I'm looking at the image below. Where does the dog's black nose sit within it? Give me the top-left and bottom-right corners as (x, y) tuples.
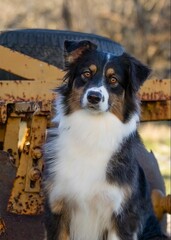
(87, 91), (102, 104)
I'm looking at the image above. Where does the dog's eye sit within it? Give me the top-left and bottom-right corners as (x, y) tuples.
(109, 76), (118, 86)
(82, 70), (92, 79)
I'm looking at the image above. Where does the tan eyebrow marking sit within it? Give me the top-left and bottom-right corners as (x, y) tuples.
(89, 64), (97, 74)
(106, 68), (115, 76)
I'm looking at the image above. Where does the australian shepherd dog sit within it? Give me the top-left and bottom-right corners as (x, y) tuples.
(43, 40), (167, 240)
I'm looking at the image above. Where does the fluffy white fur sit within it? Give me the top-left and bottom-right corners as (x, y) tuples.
(107, 233), (120, 240)
(48, 96), (139, 240)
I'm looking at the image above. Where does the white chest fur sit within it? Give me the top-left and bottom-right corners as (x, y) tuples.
(48, 110), (138, 239)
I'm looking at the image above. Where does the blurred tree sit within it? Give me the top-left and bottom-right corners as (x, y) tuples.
(0, 0), (170, 78)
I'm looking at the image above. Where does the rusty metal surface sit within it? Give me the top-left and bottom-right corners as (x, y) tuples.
(3, 117), (21, 166)
(0, 80), (56, 108)
(139, 79), (171, 101)
(141, 100), (171, 121)
(151, 189), (171, 221)
(24, 116), (47, 194)
(0, 45), (63, 82)
(0, 104), (7, 123)
(0, 125), (5, 145)
(7, 115), (47, 215)
(0, 46), (60, 113)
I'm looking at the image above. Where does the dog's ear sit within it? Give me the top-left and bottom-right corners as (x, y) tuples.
(125, 54), (151, 92)
(64, 40), (97, 64)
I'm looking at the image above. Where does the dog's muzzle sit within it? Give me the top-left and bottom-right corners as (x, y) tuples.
(82, 87), (109, 113)
(87, 91), (103, 104)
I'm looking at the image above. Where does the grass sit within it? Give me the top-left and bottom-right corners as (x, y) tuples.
(139, 122), (171, 195)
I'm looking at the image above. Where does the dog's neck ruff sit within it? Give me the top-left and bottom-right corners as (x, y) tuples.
(58, 109), (139, 150)
(51, 97), (139, 190)
(52, 96), (140, 179)
(49, 96), (139, 240)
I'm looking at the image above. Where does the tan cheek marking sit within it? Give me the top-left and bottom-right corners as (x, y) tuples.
(106, 68), (115, 77)
(89, 64), (97, 74)
(68, 88), (84, 112)
(109, 92), (125, 122)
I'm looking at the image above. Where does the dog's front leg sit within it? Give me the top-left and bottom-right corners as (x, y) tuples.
(45, 200), (70, 240)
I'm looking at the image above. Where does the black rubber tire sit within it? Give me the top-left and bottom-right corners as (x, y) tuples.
(0, 29), (124, 70)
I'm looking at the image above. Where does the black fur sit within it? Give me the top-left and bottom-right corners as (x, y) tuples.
(107, 133), (167, 239)
(44, 201), (62, 240)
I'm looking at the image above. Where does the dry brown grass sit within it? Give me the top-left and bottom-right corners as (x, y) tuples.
(139, 122), (170, 194)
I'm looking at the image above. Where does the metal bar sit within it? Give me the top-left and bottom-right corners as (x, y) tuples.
(141, 100), (171, 121)
(0, 46), (63, 81)
(138, 79), (171, 101)
(3, 117), (21, 166)
(25, 115), (47, 193)
(7, 115), (47, 215)
(0, 126), (5, 145)
(0, 79), (170, 103)
(0, 104), (7, 123)
(0, 80), (57, 104)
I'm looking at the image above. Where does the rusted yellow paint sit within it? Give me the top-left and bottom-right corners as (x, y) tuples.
(151, 189), (171, 220)
(0, 45), (64, 81)
(0, 80), (57, 104)
(0, 104), (7, 123)
(0, 125), (5, 143)
(7, 115), (47, 215)
(25, 115), (47, 193)
(139, 79), (171, 101)
(141, 100), (171, 121)
(3, 116), (21, 166)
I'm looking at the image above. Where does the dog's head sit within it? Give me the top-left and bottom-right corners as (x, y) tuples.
(57, 40), (150, 122)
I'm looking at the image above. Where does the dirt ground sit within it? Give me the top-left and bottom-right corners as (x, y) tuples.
(0, 214), (44, 240)
(0, 151), (44, 240)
